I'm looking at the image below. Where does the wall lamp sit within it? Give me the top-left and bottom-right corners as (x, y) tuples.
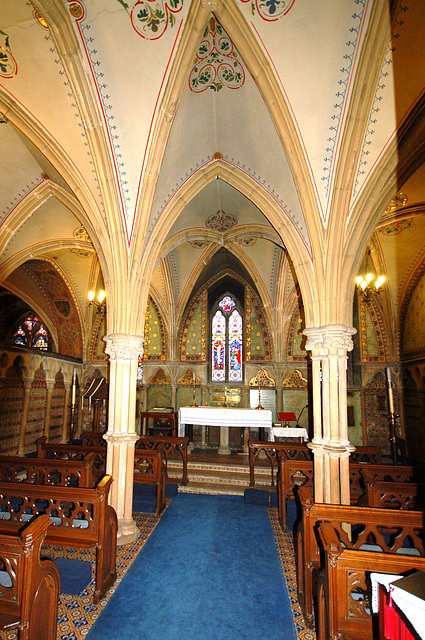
(88, 289), (106, 311)
(355, 250), (386, 301)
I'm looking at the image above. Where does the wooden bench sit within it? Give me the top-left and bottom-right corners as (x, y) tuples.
(276, 456), (424, 530)
(0, 453), (97, 488)
(136, 435), (189, 486)
(133, 448), (167, 516)
(295, 485), (425, 630)
(316, 519), (425, 640)
(0, 474), (117, 603)
(36, 437), (167, 516)
(0, 514), (60, 640)
(248, 441), (383, 489)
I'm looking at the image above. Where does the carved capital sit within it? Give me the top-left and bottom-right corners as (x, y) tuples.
(304, 324), (356, 354)
(104, 333), (144, 361)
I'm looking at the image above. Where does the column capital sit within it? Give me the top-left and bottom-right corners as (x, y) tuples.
(304, 324), (356, 354)
(104, 333), (144, 360)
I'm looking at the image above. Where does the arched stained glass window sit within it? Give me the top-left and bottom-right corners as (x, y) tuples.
(211, 295), (243, 382)
(12, 313), (49, 351)
(228, 310), (242, 382)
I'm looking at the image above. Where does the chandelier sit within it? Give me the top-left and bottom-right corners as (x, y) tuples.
(356, 249), (385, 299)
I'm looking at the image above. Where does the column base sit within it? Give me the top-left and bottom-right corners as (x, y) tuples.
(117, 518), (140, 546)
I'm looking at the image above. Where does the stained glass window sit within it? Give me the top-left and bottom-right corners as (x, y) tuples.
(211, 295), (243, 382)
(12, 314), (49, 350)
(228, 310), (242, 382)
(137, 354), (144, 384)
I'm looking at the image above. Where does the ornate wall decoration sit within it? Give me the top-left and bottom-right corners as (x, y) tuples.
(359, 298), (386, 362)
(144, 296), (168, 361)
(127, 0), (183, 40)
(0, 361), (24, 455)
(0, 30), (17, 78)
(189, 17), (245, 92)
(23, 260), (83, 359)
(286, 306), (307, 362)
(180, 290), (207, 361)
(149, 368), (170, 384)
(402, 269), (425, 359)
(26, 367), (47, 452)
(249, 369), (275, 387)
(364, 369), (400, 453)
(239, 0), (295, 21)
(49, 371), (65, 443)
(178, 369), (198, 386)
(245, 288), (272, 361)
(205, 210), (237, 233)
(282, 369), (307, 388)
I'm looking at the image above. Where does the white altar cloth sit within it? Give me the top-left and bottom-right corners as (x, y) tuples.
(271, 427), (308, 442)
(178, 406), (273, 439)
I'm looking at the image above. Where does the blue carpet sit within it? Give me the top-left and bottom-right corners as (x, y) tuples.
(54, 557), (92, 595)
(87, 493), (296, 640)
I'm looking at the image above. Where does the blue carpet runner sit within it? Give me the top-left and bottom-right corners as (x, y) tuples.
(87, 493), (297, 640)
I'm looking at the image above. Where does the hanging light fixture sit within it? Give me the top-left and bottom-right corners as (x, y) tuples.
(356, 249), (386, 300)
(88, 289), (106, 311)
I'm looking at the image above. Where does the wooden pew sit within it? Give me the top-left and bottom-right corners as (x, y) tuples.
(295, 485), (425, 629)
(276, 455), (424, 530)
(248, 440), (383, 489)
(133, 448), (167, 516)
(36, 437), (167, 515)
(0, 475), (117, 603)
(316, 519), (425, 640)
(135, 435), (190, 486)
(0, 514), (60, 640)
(0, 453), (97, 487)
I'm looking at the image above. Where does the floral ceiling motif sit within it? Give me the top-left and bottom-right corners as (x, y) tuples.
(189, 17), (245, 92)
(118, 0), (183, 40)
(0, 30), (17, 78)
(205, 210), (238, 233)
(239, 0), (295, 21)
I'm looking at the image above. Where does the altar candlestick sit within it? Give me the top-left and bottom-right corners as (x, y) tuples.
(71, 368), (76, 406)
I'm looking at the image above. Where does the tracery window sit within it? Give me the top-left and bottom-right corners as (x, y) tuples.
(211, 295), (243, 382)
(12, 313), (49, 350)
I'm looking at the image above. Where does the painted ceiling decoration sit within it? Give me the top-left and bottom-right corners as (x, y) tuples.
(0, 30), (17, 78)
(205, 210), (238, 232)
(189, 16), (245, 92)
(118, 0), (183, 40)
(239, 0), (296, 21)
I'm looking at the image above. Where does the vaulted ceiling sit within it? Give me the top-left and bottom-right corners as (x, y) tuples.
(0, 0), (424, 356)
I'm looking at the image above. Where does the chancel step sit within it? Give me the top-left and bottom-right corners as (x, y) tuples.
(167, 459), (274, 495)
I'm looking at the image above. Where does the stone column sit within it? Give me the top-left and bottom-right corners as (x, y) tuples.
(104, 333), (144, 545)
(304, 324), (356, 505)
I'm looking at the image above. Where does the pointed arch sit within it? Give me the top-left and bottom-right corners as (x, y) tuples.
(134, 159), (317, 335)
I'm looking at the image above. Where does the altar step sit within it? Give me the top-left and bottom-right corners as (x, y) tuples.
(167, 459), (275, 496)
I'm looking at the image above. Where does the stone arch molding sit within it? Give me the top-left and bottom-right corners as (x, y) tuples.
(137, 160), (316, 327)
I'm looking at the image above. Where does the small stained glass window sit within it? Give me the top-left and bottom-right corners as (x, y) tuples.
(13, 313), (49, 351)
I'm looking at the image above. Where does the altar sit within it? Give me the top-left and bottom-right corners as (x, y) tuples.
(178, 406), (273, 454)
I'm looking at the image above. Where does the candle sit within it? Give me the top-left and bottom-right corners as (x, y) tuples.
(257, 372), (261, 387)
(193, 371), (196, 385)
(386, 367), (394, 414)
